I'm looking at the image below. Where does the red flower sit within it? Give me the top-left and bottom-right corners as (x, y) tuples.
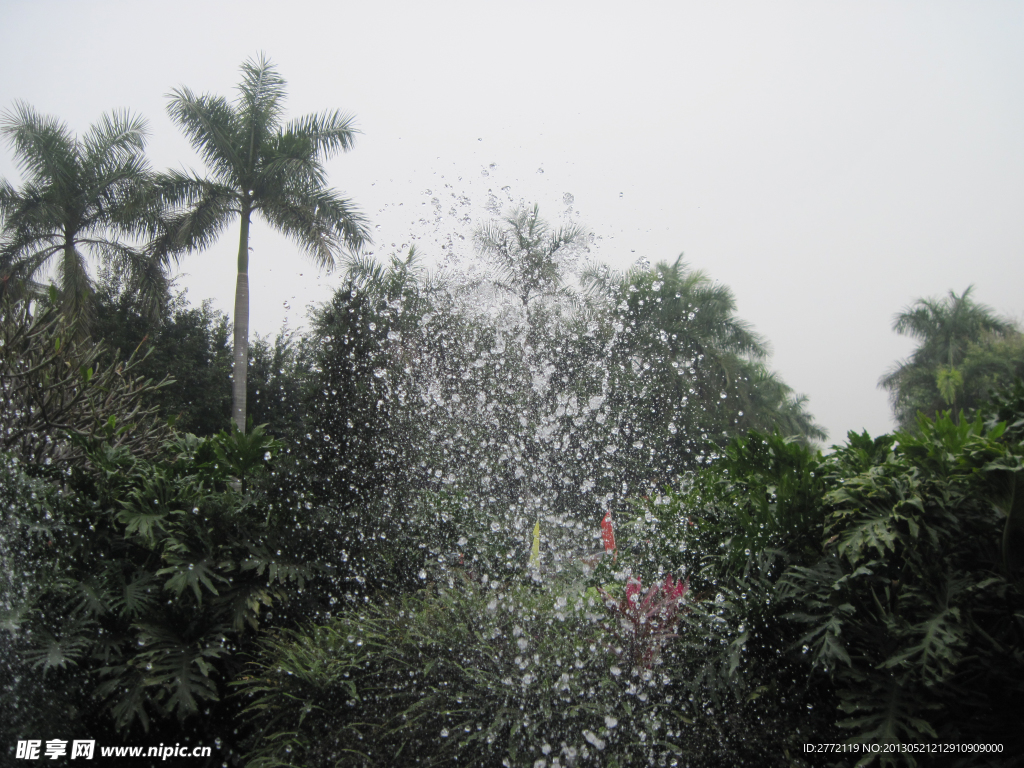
(598, 574), (691, 669)
(662, 574), (688, 601)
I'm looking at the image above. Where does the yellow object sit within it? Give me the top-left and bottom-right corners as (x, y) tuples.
(529, 517), (541, 568)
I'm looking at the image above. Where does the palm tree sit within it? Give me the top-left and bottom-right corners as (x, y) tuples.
(0, 102), (159, 319)
(880, 286), (1016, 429)
(475, 204), (586, 308)
(158, 54), (370, 432)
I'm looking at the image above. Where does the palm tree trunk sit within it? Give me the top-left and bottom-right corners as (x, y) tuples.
(232, 209), (252, 433)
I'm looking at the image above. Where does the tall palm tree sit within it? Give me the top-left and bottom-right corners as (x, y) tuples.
(158, 54), (370, 432)
(0, 102), (159, 319)
(880, 286), (1015, 429)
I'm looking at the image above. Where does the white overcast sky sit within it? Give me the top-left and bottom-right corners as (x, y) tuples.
(2, 1), (1022, 443)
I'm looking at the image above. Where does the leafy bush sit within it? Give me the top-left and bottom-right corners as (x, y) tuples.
(603, 409), (1024, 765)
(780, 413), (1024, 762)
(1, 422), (329, 764)
(239, 576), (718, 768)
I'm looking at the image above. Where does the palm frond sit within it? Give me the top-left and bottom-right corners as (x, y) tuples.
(83, 237), (169, 317)
(0, 243), (61, 300)
(89, 161), (158, 236)
(0, 101), (78, 187)
(236, 53), (287, 162)
(284, 109), (360, 160)
(81, 109), (149, 168)
(344, 252), (389, 285)
(259, 140), (327, 188)
(1, 181), (69, 236)
(578, 261), (621, 298)
(260, 185), (370, 270)
(0, 177), (18, 217)
(166, 88), (243, 185)
(56, 244), (94, 317)
(151, 171), (237, 257)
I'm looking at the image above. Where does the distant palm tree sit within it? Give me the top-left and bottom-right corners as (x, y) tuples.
(158, 54), (370, 432)
(0, 102), (159, 319)
(476, 204), (586, 308)
(880, 286), (1015, 429)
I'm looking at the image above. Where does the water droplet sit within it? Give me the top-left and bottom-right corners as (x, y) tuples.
(583, 730), (606, 750)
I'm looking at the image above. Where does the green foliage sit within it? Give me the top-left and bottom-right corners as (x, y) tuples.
(91, 268), (234, 435)
(617, 431), (827, 583)
(246, 330), (306, 439)
(0, 296), (171, 468)
(607, 408), (1024, 765)
(239, 579), (716, 768)
(11, 70), (1023, 764)
(587, 257), (825, 486)
(0, 454), (91, 745)
(777, 411), (1024, 763)
(297, 275), (407, 508)
(612, 433), (843, 763)
(2, 422), (320, 751)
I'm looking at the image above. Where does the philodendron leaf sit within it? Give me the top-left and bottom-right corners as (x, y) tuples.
(993, 471), (1024, 586)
